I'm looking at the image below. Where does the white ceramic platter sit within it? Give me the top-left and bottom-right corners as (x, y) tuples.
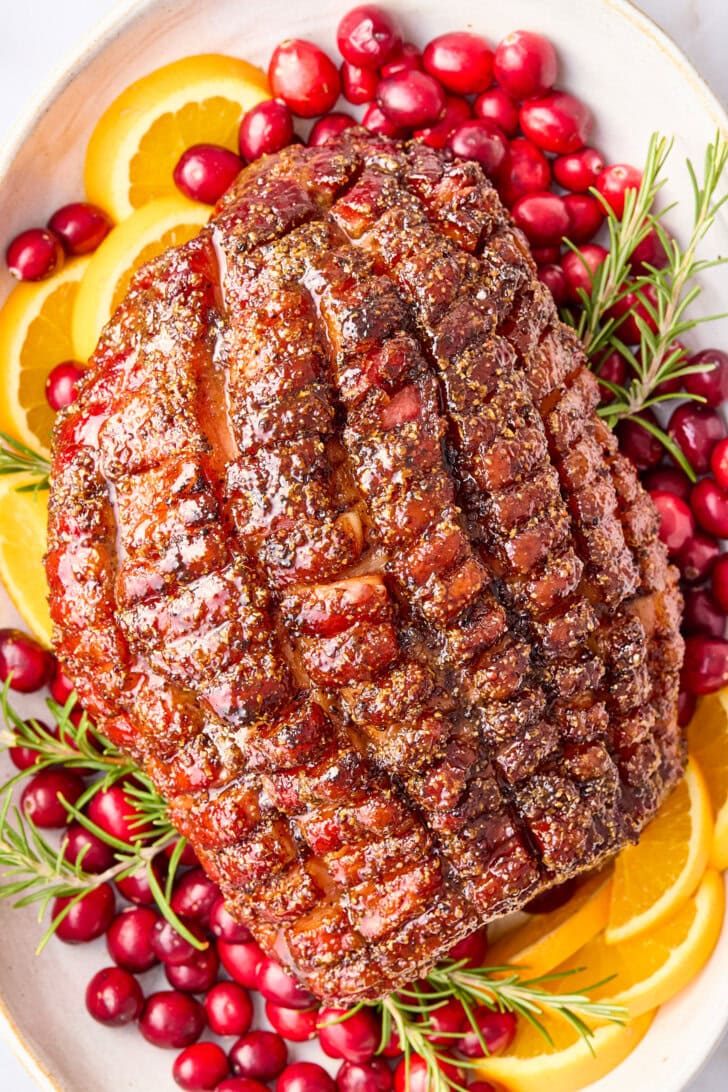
(1, 0), (728, 1089)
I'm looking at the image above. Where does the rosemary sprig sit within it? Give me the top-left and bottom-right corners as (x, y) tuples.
(0, 431), (50, 493)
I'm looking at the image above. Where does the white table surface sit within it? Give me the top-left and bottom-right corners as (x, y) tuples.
(1, 1), (727, 1090)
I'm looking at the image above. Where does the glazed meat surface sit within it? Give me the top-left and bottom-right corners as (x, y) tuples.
(46, 131), (684, 1003)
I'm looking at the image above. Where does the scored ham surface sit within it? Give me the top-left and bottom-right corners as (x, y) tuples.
(46, 130), (684, 1003)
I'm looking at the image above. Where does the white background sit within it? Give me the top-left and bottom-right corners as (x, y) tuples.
(0, 1), (727, 1090)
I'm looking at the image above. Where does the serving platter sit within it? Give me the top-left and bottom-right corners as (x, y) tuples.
(1, 0), (728, 1089)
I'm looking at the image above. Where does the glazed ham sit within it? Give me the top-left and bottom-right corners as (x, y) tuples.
(46, 131), (684, 1003)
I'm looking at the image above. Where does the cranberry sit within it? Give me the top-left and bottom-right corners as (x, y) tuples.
(447, 120), (508, 176)
(164, 839), (200, 868)
(278, 1062), (337, 1092)
(678, 532), (720, 584)
(650, 490), (695, 555)
(318, 1007), (380, 1063)
(553, 147), (605, 192)
(173, 1042), (230, 1091)
(340, 62), (378, 104)
(494, 30), (557, 100)
(170, 867), (219, 924)
(608, 283), (659, 344)
(691, 478), (728, 537)
(469, 1085), (499, 1092)
(257, 957), (317, 1010)
(238, 101), (294, 163)
(596, 163), (642, 218)
(520, 92), (591, 154)
(498, 137), (551, 207)
(49, 660), (75, 705)
(561, 244), (608, 303)
(217, 939), (265, 987)
(381, 42), (422, 78)
(380, 1026), (403, 1058)
(107, 906), (160, 972)
(166, 945), (220, 993)
(205, 981), (253, 1037)
(422, 997), (465, 1044)
(63, 822), (116, 873)
(218, 1082), (270, 1092)
(713, 554), (728, 612)
(6, 228), (64, 281)
(447, 925), (488, 966)
(209, 897), (251, 943)
(533, 247), (562, 268)
(524, 877), (578, 913)
(116, 858), (167, 905)
(45, 360), (85, 411)
(598, 348), (628, 387)
(678, 689), (697, 727)
(0, 629), (52, 692)
(269, 40), (340, 117)
(563, 193), (604, 244)
(230, 1030), (288, 1080)
(422, 32), (494, 95)
(617, 412), (663, 471)
(140, 991), (206, 1049)
(309, 113), (356, 146)
(668, 403), (725, 474)
(642, 466), (691, 501)
(173, 144), (242, 205)
(393, 1055), (463, 1092)
(9, 723), (45, 772)
(53, 882), (115, 943)
(21, 768), (84, 828)
(414, 95), (471, 150)
(682, 636), (728, 694)
(377, 71), (446, 128)
(683, 587), (725, 638)
(630, 225), (670, 273)
(86, 966), (144, 1026)
(47, 202), (112, 255)
(685, 348), (728, 407)
(511, 191), (569, 247)
(361, 103), (404, 138)
(151, 918), (207, 965)
(537, 263), (567, 305)
(473, 88), (518, 136)
(336, 6), (401, 68)
(458, 1009), (518, 1057)
(266, 1000), (319, 1042)
(336, 1060), (393, 1092)
(87, 783), (151, 845)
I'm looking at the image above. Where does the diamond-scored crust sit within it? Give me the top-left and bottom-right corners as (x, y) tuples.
(45, 131), (684, 1004)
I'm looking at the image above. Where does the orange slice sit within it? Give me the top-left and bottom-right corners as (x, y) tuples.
(0, 257), (90, 457)
(487, 868), (612, 977)
(72, 195), (210, 362)
(0, 477), (51, 645)
(606, 760), (713, 944)
(84, 53), (269, 222)
(555, 870), (724, 1019)
(688, 690), (728, 871)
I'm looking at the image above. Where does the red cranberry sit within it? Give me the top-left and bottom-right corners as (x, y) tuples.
(151, 918), (207, 965)
(685, 348), (728, 407)
(266, 1000), (319, 1042)
(712, 554), (728, 612)
(87, 783), (151, 845)
(6, 228), (64, 281)
(668, 403), (725, 474)
(393, 1055), (463, 1092)
(469, 1085), (499, 1092)
(230, 1030), (288, 1080)
(532, 246), (562, 266)
(173, 1042), (229, 1091)
(714, 442), (728, 494)
(269, 40), (340, 118)
(170, 867), (219, 924)
(617, 412), (663, 471)
(682, 636), (728, 694)
(164, 839), (199, 868)
(0, 629), (52, 692)
(642, 466), (692, 501)
(678, 532), (721, 584)
(537, 263), (567, 305)
(596, 163), (642, 218)
(494, 30), (557, 99)
(520, 92), (591, 154)
(524, 877), (578, 913)
(140, 991), (206, 1049)
(218, 1082), (270, 1092)
(209, 897), (251, 943)
(563, 193), (604, 244)
(86, 966), (144, 1026)
(45, 360), (85, 411)
(166, 945), (220, 993)
(381, 42), (422, 78)
(64, 822), (116, 873)
(414, 95), (471, 150)
(498, 137), (550, 206)
(422, 32), (494, 95)
(309, 113), (356, 146)
(53, 883), (115, 943)
(630, 225), (670, 273)
(458, 1009), (517, 1057)
(336, 1060), (393, 1092)
(9, 722), (46, 772)
(473, 88), (518, 136)
(598, 348), (628, 387)
(116, 857), (167, 905)
(380, 1026), (402, 1058)
(49, 660), (76, 705)
(361, 103), (405, 138)
(257, 957), (318, 1010)
(511, 191), (569, 247)
(678, 689), (697, 727)
(217, 939), (265, 987)
(47, 202), (112, 255)
(278, 1062), (337, 1092)
(682, 587), (725, 638)
(21, 768), (84, 828)
(107, 906), (160, 972)
(239, 100), (294, 163)
(650, 490), (695, 555)
(336, 6), (401, 68)
(561, 244), (608, 303)
(447, 120), (508, 176)
(691, 478), (728, 537)
(173, 144), (242, 205)
(447, 925), (488, 966)
(422, 997), (465, 1044)
(318, 1007), (380, 1063)
(608, 283), (659, 344)
(340, 62), (378, 104)
(205, 981), (253, 1037)
(377, 71), (446, 128)
(553, 147), (605, 192)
